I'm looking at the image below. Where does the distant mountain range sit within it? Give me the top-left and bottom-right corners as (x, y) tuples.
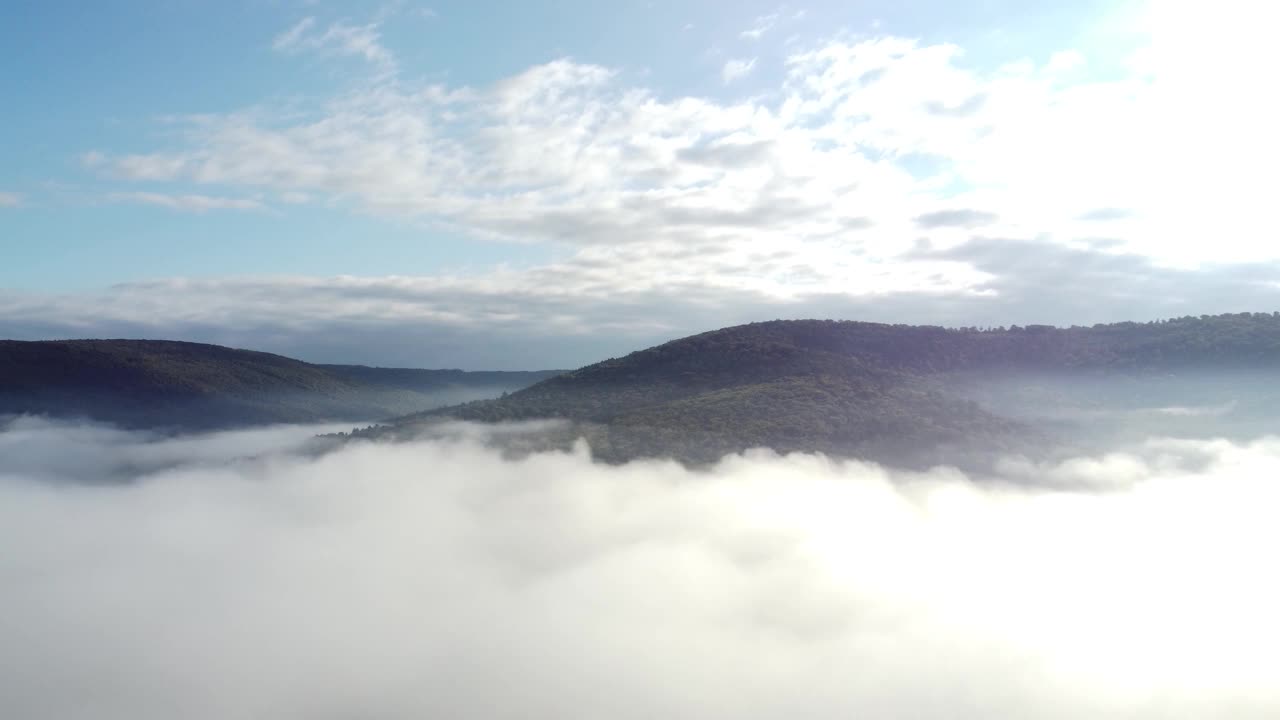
(0, 339), (561, 430)
(364, 312), (1280, 467)
(7, 313), (1279, 466)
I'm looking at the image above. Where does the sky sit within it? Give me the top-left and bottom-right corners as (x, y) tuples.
(2, 0), (1279, 369)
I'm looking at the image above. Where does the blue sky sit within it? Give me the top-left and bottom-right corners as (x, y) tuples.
(2, 0), (1118, 289)
(2, 1), (1278, 367)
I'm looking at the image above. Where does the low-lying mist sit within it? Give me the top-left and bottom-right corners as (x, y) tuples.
(952, 369), (1280, 449)
(1, 417), (1277, 719)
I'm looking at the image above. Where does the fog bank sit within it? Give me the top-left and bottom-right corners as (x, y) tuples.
(1, 419), (1278, 719)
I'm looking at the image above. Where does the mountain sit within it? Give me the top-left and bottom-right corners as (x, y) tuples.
(364, 313), (1280, 467)
(0, 339), (561, 430)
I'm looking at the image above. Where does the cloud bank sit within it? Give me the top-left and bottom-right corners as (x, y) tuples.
(5, 236), (1279, 369)
(81, 3), (1279, 269)
(8, 2), (1269, 367)
(2, 418), (1278, 719)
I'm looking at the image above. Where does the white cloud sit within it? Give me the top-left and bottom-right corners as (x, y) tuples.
(1, 418), (1279, 718)
(81, 31), (1173, 270)
(70, 2), (1280, 350)
(271, 16), (317, 51)
(740, 10), (781, 40)
(721, 57), (757, 83)
(2, 236), (1278, 369)
(0, 191), (22, 207)
(1046, 49), (1086, 73)
(272, 16), (395, 75)
(1134, 0), (1280, 264)
(109, 191), (265, 213)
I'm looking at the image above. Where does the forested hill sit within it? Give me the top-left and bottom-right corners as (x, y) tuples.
(0, 339), (560, 430)
(593, 312), (1280, 376)
(372, 313), (1280, 465)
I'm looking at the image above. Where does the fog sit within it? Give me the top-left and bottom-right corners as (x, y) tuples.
(2, 419), (1278, 719)
(950, 370), (1280, 455)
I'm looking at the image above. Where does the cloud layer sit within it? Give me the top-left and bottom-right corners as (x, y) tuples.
(88, 34), (1130, 258)
(5, 236), (1278, 368)
(8, 2), (1278, 367)
(2, 417), (1278, 719)
(84, 6), (1278, 268)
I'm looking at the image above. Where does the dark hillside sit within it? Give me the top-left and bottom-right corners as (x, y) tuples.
(0, 339), (559, 430)
(370, 313), (1280, 466)
(635, 313), (1280, 373)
